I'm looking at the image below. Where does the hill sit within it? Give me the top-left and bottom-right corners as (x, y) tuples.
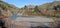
(18, 1), (60, 18)
(38, 1), (60, 18)
(0, 0), (19, 17)
(0, 0), (60, 18)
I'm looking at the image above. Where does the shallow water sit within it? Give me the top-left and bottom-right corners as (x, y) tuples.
(11, 14), (54, 22)
(9, 14), (56, 28)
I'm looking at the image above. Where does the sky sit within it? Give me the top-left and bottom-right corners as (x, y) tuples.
(2, 0), (54, 8)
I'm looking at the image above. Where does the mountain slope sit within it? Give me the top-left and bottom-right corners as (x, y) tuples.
(0, 1), (19, 17)
(18, 1), (60, 18)
(38, 1), (60, 18)
(0, 0), (60, 18)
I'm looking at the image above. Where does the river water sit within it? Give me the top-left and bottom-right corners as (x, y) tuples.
(11, 14), (54, 22)
(8, 14), (56, 28)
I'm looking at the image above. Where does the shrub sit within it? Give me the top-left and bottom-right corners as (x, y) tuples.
(0, 4), (7, 10)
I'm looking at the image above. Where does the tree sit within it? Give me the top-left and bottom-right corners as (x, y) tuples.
(0, 10), (2, 14)
(24, 5), (27, 9)
(0, 4), (7, 10)
(53, 6), (58, 11)
(34, 6), (40, 13)
(53, 5), (60, 18)
(33, 6), (41, 15)
(57, 5), (60, 9)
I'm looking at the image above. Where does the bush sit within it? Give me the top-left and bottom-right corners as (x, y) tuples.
(0, 10), (1, 12)
(57, 5), (60, 8)
(0, 4), (7, 10)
